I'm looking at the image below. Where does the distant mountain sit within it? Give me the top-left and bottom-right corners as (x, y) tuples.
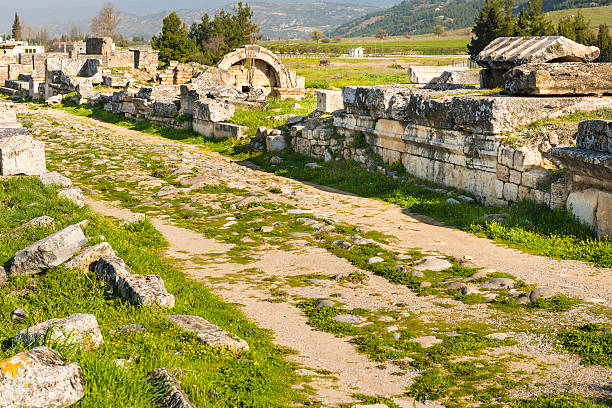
(331, 0), (612, 38)
(14, 2), (380, 40)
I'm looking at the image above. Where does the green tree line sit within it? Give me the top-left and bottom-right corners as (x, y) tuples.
(152, 2), (260, 66)
(469, 0), (612, 60)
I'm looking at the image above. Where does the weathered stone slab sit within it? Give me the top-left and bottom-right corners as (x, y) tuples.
(266, 134), (287, 152)
(16, 216), (55, 231)
(65, 242), (116, 271)
(476, 36), (600, 69)
(0, 128), (46, 176)
(505, 63), (612, 96)
(14, 313), (103, 350)
(10, 223), (87, 276)
(166, 315), (249, 352)
(0, 347), (85, 408)
(317, 90), (343, 113)
(117, 274), (176, 308)
(193, 99), (235, 122)
(408, 66), (465, 84)
(147, 368), (195, 408)
(576, 120), (612, 153)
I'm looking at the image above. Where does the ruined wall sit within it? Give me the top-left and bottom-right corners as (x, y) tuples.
(290, 85), (612, 208)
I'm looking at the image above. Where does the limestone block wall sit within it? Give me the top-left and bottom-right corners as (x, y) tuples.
(291, 85), (612, 208)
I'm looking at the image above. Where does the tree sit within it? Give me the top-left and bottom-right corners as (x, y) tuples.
(468, 0), (516, 58)
(90, 2), (122, 39)
(595, 24), (612, 62)
(433, 25), (445, 36)
(524, 0), (553, 36)
(188, 2), (260, 65)
(69, 26), (84, 42)
(375, 29), (388, 40)
(12, 13), (22, 40)
(311, 30), (324, 43)
(152, 12), (197, 64)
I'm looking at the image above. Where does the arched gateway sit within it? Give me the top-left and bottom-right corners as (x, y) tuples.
(216, 45), (305, 99)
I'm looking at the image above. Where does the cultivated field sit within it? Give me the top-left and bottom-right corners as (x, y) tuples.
(261, 30), (472, 56)
(546, 5), (612, 30)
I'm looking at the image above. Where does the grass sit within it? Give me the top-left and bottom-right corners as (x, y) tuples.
(261, 32), (471, 56)
(559, 323), (612, 367)
(0, 177), (309, 407)
(282, 57), (470, 88)
(546, 5), (612, 32)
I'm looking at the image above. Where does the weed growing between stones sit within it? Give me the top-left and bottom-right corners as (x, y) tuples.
(0, 177), (310, 407)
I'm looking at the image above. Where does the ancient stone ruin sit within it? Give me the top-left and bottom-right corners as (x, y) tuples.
(285, 36), (612, 238)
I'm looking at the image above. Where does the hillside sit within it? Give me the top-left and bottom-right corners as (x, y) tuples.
(331, 0), (612, 38)
(545, 4), (612, 28)
(26, 2), (380, 40)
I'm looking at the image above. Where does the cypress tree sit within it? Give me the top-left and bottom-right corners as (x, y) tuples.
(12, 13), (22, 41)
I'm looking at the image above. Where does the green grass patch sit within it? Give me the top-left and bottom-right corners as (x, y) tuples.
(559, 323), (612, 367)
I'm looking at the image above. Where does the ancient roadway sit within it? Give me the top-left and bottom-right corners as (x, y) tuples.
(18, 104), (612, 406)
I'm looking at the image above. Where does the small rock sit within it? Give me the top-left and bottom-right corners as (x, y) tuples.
(561, 285), (580, 291)
(332, 314), (366, 324)
(413, 257), (452, 271)
(582, 298), (605, 304)
(409, 335), (442, 348)
(411, 270), (424, 278)
(516, 294), (531, 304)
(386, 325), (399, 332)
(463, 255), (473, 260)
(39, 171), (72, 187)
(305, 162), (322, 169)
(529, 288), (555, 302)
(446, 282), (466, 291)
(483, 213), (508, 224)
(366, 256), (384, 264)
(420, 281), (432, 288)
(15, 216), (55, 232)
(481, 278), (515, 290)
(316, 299), (335, 308)
(458, 195), (474, 203)
(230, 196), (263, 209)
(12, 307), (27, 321)
(120, 324), (145, 335)
(446, 198), (460, 205)
(120, 213), (145, 226)
(486, 332), (511, 340)
(58, 187), (85, 207)
(467, 269), (493, 280)
(392, 332), (401, 340)
(0, 347), (85, 407)
(0, 266), (7, 287)
(461, 286), (480, 295)
(260, 226), (274, 233)
(270, 156), (283, 164)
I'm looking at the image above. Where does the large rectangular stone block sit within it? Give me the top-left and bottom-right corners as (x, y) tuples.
(505, 63), (612, 96)
(576, 119), (612, 153)
(317, 90), (343, 113)
(0, 128), (46, 176)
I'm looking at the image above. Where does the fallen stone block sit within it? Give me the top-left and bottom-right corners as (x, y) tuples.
(167, 315), (249, 352)
(147, 367), (195, 408)
(0, 128), (47, 176)
(266, 134), (287, 152)
(316, 90), (343, 113)
(65, 242), (116, 271)
(14, 313), (103, 350)
(116, 274), (175, 308)
(0, 266), (7, 287)
(39, 171), (72, 187)
(58, 186), (85, 207)
(476, 36), (600, 69)
(0, 347), (85, 408)
(45, 95), (63, 105)
(16, 215), (55, 231)
(576, 119), (612, 153)
(504, 63), (612, 96)
(10, 223), (88, 276)
(230, 195), (263, 209)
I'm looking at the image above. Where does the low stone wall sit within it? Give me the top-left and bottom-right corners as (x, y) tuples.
(290, 85), (612, 209)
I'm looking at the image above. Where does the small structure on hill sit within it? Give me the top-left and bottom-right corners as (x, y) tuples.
(349, 47), (365, 58)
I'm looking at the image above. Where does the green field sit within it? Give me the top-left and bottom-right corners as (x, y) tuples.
(546, 5), (612, 29)
(282, 57), (470, 88)
(261, 31), (472, 56)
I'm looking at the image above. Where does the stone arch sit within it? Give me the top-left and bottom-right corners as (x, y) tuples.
(216, 45), (293, 90)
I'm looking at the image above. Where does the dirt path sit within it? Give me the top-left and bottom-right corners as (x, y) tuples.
(18, 105), (612, 406)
